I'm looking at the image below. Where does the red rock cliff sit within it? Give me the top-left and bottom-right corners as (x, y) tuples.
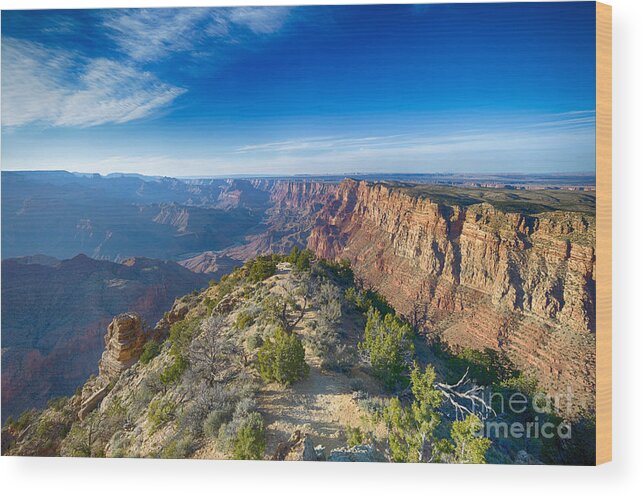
(305, 179), (596, 410)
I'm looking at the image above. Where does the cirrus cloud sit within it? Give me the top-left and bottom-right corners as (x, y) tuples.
(1, 38), (186, 127)
(102, 7), (291, 62)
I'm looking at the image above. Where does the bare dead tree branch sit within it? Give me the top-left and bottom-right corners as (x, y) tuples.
(435, 369), (496, 421)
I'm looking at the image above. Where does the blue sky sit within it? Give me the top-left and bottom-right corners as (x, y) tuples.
(1, 3), (596, 176)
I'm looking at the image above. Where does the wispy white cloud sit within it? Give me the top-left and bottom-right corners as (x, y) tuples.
(3, 121), (594, 176)
(236, 134), (412, 153)
(102, 9), (211, 63)
(235, 111), (595, 158)
(229, 7), (290, 35)
(227, 113), (595, 174)
(2, 8), (291, 129)
(102, 7), (291, 62)
(1, 38), (185, 127)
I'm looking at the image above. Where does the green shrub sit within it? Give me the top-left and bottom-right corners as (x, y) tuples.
(35, 416), (55, 438)
(235, 311), (255, 330)
(500, 372), (538, 396)
(168, 318), (200, 358)
(318, 258), (353, 285)
(232, 412), (265, 460)
(359, 308), (415, 391)
(437, 415), (491, 464)
(247, 256), (277, 283)
(245, 332), (264, 351)
(383, 365), (443, 462)
(293, 249), (314, 273)
(446, 347), (513, 385)
(61, 423), (92, 457)
(286, 246), (301, 263)
(147, 399), (176, 431)
(346, 426), (365, 447)
(160, 434), (194, 459)
(139, 340), (162, 364)
(257, 327), (309, 385)
(345, 287), (395, 316)
(11, 409), (37, 432)
(203, 409), (232, 439)
(160, 356), (188, 388)
(47, 396), (68, 411)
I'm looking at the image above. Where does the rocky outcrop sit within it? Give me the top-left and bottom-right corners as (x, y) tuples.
(78, 313), (147, 420)
(98, 313), (147, 380)
(270, 180), (339, 214)
(272, 430), (317, 461)
(289, 179), (595, 411)
(154, 299), (191, 337)
(220, 181), (339, 261)
(329, 444), (386, 462)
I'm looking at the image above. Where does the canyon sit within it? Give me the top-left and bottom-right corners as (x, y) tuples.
(265, 179), (597, 411)
(1, 172), (597, 418)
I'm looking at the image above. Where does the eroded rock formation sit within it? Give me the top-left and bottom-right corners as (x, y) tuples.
(78, 313), (147, 420)
(98, 313), (147, 380)
(279, 179), (596, 410)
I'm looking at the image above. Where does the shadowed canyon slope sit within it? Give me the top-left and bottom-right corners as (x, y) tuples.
(1, 255), (210, 420)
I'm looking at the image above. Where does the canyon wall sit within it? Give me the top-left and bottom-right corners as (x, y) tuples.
(296, 179), (595, 410)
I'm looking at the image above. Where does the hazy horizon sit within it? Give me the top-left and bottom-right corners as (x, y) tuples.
(2, 4), (596, 176)
(1, 168), (597, 179)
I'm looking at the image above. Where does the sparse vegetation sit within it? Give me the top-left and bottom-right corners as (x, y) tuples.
(436, 415), (492, 464)
(168, 317), (200, 359)
(359, 308), (415, 391)
(160, 356), (188, 390)
(235, 310), (255, 330)
(147, 398), (177, 432)
(231, 412), (266, 460)
(3, 251), (589, 465)
(203, 409), (232, 439)
(287, 246), (315, 274)
(443, 346), (514, 385)
(139, 340), (162, 364)
(160, 434), (195, 459)
(346, 426), (366, 447)
(257, 327), (309, 385)
(246, 255), (278, 283)
(188, 316), (231, 387)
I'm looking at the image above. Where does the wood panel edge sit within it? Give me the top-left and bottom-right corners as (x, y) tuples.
(595, 0), (612, 466)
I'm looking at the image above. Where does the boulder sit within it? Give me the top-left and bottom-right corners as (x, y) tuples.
(78, 384), (110, 421)
(272, 430), (317, 461)
(328, 444), (386, 463)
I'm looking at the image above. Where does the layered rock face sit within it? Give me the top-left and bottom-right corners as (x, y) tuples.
(98, 314), (147, 380)
(78, 313), (148, 420)
(221, 180), (340, 261)
(305, 180), (596, 410)
(270, 180), (339, 213)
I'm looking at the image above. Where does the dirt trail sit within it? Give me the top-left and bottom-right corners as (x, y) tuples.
(257, 265), (374, 455)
